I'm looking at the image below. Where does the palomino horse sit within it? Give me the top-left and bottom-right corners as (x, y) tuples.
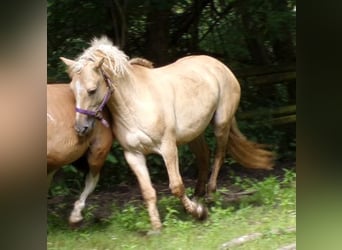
(61, 36), (274, 232)
(47, 83), (113, 225)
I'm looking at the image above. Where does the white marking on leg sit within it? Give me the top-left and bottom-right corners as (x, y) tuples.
(69, 172), (99, 224)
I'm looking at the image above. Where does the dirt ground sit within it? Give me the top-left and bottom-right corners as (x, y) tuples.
(48, 158), (295, 225)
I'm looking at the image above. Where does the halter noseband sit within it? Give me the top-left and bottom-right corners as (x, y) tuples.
(75, 67), (113, 128)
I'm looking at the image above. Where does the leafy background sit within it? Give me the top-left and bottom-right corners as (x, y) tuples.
(48, 0), (296, 190)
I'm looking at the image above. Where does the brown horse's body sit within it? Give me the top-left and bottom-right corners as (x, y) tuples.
(47, 83), (113, 225)
(61, 36), (274, 232)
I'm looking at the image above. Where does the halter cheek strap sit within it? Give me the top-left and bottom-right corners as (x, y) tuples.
(75, 67), (113, 128)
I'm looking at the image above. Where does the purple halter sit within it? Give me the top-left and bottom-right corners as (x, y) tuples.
(75, 68), (113, 128)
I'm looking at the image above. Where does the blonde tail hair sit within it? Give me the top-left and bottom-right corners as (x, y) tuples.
(227, 118), (274, 170)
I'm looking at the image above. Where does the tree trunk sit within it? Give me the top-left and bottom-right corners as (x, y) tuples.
(144, 1), (172, 66)
(270, 0), (296, 102)
(236, 0), (271, 65)
(271, 0), (296, 64)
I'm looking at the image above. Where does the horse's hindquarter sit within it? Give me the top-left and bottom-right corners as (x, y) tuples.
(154, 55), (236, 144)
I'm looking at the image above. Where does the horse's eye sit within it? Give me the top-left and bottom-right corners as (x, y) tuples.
(87, 88), (96, 95)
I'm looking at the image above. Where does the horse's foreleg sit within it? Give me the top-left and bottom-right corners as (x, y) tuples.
(188, 134), (210, 197)
(161, 140), (208, 220)
(69, 172), (99, 225)
(124, 151), (162, 232)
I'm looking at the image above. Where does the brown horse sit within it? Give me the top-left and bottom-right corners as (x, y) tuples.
(61, 36), (274, 232)
(47, 83), (113, 225)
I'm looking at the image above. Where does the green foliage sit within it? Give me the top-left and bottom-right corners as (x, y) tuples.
(233, 170), (296, 209)
(111, 203), (151, 231)
(48, 0), (296, 77)
(100, 142), (134, 186)
(48, 37), (89, 81)
(48, 172), (296, 249)
(48, 0), (110, 81)
(47, 0), (296, 193)
(49, 165), (84, 197)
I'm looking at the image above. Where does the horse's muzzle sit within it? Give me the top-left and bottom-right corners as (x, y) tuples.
(74, 124), (90, 136)
(74, 118), (94, 136)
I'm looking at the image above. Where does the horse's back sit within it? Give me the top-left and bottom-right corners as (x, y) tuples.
(47, 83), (75, 118)
(154, 55), (239, 92)
(165, 55), (241, 112)
(47, 84), (76, 131)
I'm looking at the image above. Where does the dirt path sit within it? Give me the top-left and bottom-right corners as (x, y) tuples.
(48, 159), (295, 224)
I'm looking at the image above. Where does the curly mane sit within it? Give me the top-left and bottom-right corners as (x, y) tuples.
(72, 36), (129, 77)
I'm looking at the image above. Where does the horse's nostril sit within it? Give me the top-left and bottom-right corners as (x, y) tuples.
(74, 125), (88, 136)
(82, 126), (89, 133)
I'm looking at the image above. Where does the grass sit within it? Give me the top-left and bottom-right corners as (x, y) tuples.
(47, 170), (296, 250)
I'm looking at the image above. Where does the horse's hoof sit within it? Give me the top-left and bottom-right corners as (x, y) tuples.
(193, 203), (209, 221)
(69, 214), (83, 228)
(69, 220), (83, 229)
(205, 194), (214, 204)
(146, 229), (161, 236)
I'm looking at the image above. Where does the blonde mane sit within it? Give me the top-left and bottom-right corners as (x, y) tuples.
(72, 36), (129, 77)
(129, 57), (154, 68)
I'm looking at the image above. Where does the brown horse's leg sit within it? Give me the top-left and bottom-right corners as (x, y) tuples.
(68, 143), (110, 225)
(188, 134), (210, 197)
(69, 171), (99, 225)
(124, 151), (162, 232)
(160, 138), (208, 220)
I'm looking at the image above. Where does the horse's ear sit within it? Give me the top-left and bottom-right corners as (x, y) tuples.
(60, 57), (75, 67)
(95, 58), (105, 69)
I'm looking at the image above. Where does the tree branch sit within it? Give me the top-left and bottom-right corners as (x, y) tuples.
(220, 227), (296, 250)
(277, 243), (296, 250)
(171, 0), (211, 44)
(109, 0), (127, 48)
(198, 1), (238, 44)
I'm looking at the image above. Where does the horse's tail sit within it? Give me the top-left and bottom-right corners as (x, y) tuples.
(227, 118), (274, 170)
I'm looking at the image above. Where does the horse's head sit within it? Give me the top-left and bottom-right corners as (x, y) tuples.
(60, 56), (111, 136)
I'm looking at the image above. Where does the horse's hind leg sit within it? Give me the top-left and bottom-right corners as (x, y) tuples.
(207, 114), (234, 195)
(124, 151), (162, 233)
(69, 134), (112, 226)
(160, 137), (208, 220)
(188, 134), (210, 197)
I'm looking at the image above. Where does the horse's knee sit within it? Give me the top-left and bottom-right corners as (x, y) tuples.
(141, 187), (157, 203)
(169, 183), (185, 197)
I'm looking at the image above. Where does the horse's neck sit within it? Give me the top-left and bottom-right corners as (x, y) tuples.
(107, 75), (138, 129)
(107, 67), (162, 132)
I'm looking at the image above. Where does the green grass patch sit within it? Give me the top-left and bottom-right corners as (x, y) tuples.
(48, 170), (296, 250)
